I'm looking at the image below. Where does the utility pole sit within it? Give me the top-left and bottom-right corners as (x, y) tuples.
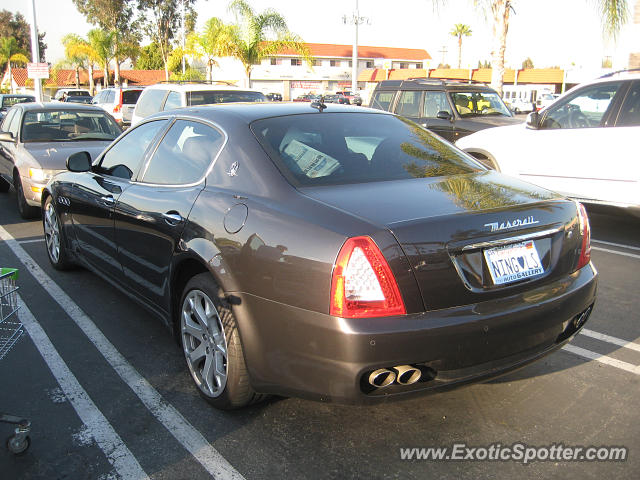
(181, 0), (186, 74)
(438, 46), (448, 67)
(29, 0), (43, 101)
(342, 0), (370, 94)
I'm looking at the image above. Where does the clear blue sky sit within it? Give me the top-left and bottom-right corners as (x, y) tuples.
(4, 0), (630, 70)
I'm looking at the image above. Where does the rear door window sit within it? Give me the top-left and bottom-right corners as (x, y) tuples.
(135, 89), (168, 118)
(423, 91), (452, 117)
(163, 91), (182, 111)
(395, 91), (422, 117)
(616, 81), (640, 127)
(370, 91), (395, 111)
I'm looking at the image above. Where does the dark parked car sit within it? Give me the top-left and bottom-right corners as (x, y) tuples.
(0, 94), (36, 121)
(265, 92), (283, 101)
(62, 95), (94, 104)
(323, 93), (350, 104)
(41, 103), (596, 409)
(370, 79), (522, 142)
(0, 103), (122, 218)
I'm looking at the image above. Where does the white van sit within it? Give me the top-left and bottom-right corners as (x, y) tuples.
(131, 82), (266, 126)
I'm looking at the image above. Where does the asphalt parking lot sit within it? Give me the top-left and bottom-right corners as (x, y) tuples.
(0, 190), (638, 479)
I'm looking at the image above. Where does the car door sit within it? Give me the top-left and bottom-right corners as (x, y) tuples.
(113, 118), (225, 314)
(509, 80), (630, 204)
(420, 90), (456, 141)
(69, 119), (168, 279)
(0, 108), (22, 180)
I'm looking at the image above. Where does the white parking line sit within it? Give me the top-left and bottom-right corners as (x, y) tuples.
(562, 344), (640, 375)
(18, 238), (45, 244)
(580, 328), (640, 353)
(17, 296), (149, 480)
(591, 246), (640, 259)
(592, 239), (640, 251)
(0, 226), (244, 480)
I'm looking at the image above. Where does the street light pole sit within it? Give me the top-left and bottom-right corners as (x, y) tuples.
(29, 0), (43, 102)
(343, 0), (369, 94)
(181, 0), (186, 74)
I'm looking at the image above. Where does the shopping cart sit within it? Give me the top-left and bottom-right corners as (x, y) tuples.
(0, 268), (31, 455)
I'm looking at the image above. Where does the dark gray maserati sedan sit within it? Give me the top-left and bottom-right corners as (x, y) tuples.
(41, 102), (597, 409)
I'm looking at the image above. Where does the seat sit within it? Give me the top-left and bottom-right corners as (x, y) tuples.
(454, 95), (471, 115)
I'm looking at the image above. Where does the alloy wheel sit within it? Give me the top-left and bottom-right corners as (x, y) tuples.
(44, 201), (60, 263)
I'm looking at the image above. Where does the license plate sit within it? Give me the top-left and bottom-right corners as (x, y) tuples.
(484, 240), (544, 285)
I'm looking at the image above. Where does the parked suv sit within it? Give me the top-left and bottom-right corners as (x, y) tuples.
(53, 88), (91, 101)
(131, 81), (266, 126)
(92, 86), (144, 126)
(369, 79), (521, 142)
(456, 72), (640, 214)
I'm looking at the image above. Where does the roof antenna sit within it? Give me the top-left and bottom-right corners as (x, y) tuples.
(311, 95), (327, 112)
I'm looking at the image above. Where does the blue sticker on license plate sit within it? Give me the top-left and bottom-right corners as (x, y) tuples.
(484, 240), (544, 285)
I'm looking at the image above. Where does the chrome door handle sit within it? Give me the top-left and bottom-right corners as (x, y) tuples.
(163, 212), (183, 225)
(100, 195), (114, 206)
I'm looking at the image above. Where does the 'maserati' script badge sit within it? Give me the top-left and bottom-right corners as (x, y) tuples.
(484, 240), (544, 285)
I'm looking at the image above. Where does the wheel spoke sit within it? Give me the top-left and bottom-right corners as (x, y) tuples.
(201, 354), (216, 393)
(182, 317), (203, 339)
(188, 342), (207, 364)
(214, 350), (226, 378)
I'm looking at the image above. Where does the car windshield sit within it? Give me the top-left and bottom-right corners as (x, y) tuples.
(186, 90), (266, 106)
(450, 91), (512, 117)
(251, 112), (482, 187)
(21, 110), (122, 143)
(2, 96), (34, 108)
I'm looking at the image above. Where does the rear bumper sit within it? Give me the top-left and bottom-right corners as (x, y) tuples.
(233, 263), (597, 404)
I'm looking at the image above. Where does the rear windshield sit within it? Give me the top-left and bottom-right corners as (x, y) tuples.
(122, 90), (142, 104)
(67, 90), (90, 96)
(22, 110), (122, 142)
(186, 90), (266, 106)
(251, 112), (482, 187)
(2, 96), (34, 108)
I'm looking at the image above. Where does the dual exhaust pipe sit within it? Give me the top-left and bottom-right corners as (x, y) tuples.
(368, 365), (422, 388)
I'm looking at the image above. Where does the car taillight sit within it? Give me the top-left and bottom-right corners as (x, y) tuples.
(113, 90), (123, 112)
(576, 202), (591, 270)
(330, 236), (406, 318)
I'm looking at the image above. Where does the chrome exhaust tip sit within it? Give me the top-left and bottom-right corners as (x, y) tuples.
(393, 365), (422, 385)
(368, 368), (396, 388)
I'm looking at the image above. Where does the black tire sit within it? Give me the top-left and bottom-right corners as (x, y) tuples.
(0, 176), (10, 193)
(14, 172), (39, 219)
(43, 196), (74, 270)
(6, 435), (31, 455)
(179, 273), (266, 409)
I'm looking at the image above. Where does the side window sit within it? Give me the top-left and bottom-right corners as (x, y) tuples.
(106, 90), (116, 103)
(163, 91), (182, 111)
(8, 110), (21, 138)
(141, 120), (223, 185)
(1, 109), (16, 132)
(135, 89), (168, 118)
(616, 82), (640, 127)
(370, 91), (395, 111)
(395, 91), (422, 117)
(92, 91), (102, 103)
(423, 91), (452, 117)
(99, 120), (166, 179)
(541, 82), (621, 129)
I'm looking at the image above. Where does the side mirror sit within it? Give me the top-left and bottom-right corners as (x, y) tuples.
(0, 131), (15, 142)
(526, 111), (540, 129)
(436, 111), (453, 121)
(66, 151), (92, 172)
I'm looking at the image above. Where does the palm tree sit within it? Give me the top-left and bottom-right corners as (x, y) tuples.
(187, 17), (237, 81)
(450, 24), (472, 69)
(88, 29), (115, 88)
(433, 1), (629, 96)
(62, 34), (101, 94)
(228, 0), (312, 87)
(0, 37), (29, 94)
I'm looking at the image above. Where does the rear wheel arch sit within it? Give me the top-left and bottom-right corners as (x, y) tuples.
(464, 149), (501, 171)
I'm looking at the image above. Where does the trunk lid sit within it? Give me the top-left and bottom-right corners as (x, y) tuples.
(301, 171), (583, 311)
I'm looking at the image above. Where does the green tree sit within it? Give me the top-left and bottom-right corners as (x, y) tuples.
(88, 28), (116, 88)
(521, 57), (534, 69)
(0, 10), (47, 63)
(449, 23), (472, 69)
(0, 37), (29, 93)
(135, 42), (165, 70)
(72, 0), (139, 85)
(228, 0), (312, 86)
(138, 0), (198, 81)
(61, 33), (100, 94)
(187, 17), (237, 81)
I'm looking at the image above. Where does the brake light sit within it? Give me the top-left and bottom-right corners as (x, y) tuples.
(330, 236), (406, 318)
(113, 90), (123, 112)
(576, 202), (591, 270)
